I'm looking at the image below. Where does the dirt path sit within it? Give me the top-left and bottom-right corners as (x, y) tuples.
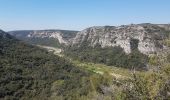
(37, 45), (63, 56)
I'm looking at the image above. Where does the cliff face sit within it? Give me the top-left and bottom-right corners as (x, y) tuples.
(27, 30), (68, 44)
(72, 24), (169, 55)
(9, 24), (170, 55)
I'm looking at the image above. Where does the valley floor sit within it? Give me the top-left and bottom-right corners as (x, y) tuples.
(38, 45), (170, 99)
(38, 45), (136, 80)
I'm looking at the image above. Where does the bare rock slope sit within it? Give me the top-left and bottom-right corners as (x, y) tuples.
(72, 23), (170, 55)
(9, 30), (78, 45)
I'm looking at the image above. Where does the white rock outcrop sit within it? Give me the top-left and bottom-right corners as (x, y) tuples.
(27, 31), (68, 44)
(72, 24), (167, 55)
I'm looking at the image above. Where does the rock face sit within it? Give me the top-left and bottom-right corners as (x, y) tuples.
(9, 24), (170, 55)
(72, 24), (169, 55)
(9, 30), (78, 45)
(27, 30), (67, 44)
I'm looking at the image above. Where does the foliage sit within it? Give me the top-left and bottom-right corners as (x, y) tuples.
(65, 45), (148, 70)
(130, 38), (139, 51)
(0, 31), (119, 100)
(1, 30), (170, 99)
(20, 37), (62, 48)
(123, 53), (170, 100)
(149, 55), (159, 66)
(0, 33), (93, 100)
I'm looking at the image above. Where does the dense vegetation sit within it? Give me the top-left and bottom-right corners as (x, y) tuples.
(122, 52), (170, 99)
(65, 42), (148, 70)
(1, 31), (130, 100)
(0, 31), (109, 100)
(21, 37), (62, 48)
(1, 30), (170, 100)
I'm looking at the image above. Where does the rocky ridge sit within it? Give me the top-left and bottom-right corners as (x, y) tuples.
(72, 24), (170, 55)
(9, 30), (78, 45)
(9, 24), (170, 55)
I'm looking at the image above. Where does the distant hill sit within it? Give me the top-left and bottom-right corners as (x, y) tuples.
(9, 24), (170, 55)
(8, 24), (170, 70)
(9, 30), (78, 47)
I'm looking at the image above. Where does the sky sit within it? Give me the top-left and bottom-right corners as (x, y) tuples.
(0, 0), (170, 31)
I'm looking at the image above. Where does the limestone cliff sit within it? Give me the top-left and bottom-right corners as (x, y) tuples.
(72, 24), (169, 55)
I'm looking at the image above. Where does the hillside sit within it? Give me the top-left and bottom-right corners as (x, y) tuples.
(9, 24), (170, 55)
(1, 29), (137, 100)
(0, 30), (92, 100)
(1, 27), (170, 99)
(72, 23), (170, 55)
(9, 30), (78, 47)
(65, 24), (170, 70)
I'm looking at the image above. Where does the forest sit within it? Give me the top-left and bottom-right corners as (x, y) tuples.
(0, 31), (170, 100)
(65, 38), (149, 70)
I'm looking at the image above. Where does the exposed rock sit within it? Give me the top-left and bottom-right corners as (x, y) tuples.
(72, 24), (169, 55)
(28, 30), (67, 44)
(8, 24), (170, 55)
(9, 30), (78, 45)
(157, 24), (170, 31)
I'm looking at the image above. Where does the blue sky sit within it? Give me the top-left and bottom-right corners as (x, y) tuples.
(0, 0), (170, 31)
